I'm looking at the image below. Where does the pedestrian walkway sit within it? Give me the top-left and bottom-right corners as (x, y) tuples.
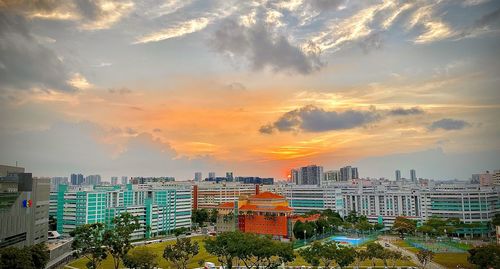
(378, 239), (445, 269)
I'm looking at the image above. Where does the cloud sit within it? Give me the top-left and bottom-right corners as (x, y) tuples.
(409, 4), (456, 44)
(260, 105), (380, 133)
(212, 19), (323, 74)
(359, 32), (384, 54)
(455, 7), (500, 39)
(134, 17), (210, 44)
(68, 73), (92, 90)
(108, 87), (132, 95)
(0, 11), (76, 92)
(225, 82), (246, 91)
(0, 122), (217, 179)
(309, 0), (346, 11)
(388, 107), (425, 116)
(428, 118), (471, 131)
(2, 0), (134, 30)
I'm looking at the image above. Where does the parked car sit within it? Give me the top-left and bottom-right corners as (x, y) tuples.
(204, 262), (216, 269)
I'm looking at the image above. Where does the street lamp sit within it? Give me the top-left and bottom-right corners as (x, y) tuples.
(304, 230), (307, 244)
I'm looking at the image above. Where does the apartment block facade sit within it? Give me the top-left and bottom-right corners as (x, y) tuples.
(192, 182), (258, 209)
(52, 183), (191, 239)
(263, 181), (499, 234)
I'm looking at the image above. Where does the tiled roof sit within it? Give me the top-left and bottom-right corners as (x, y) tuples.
(238, 204), (293, 212)
(219, 202), (235, 208)
(292, 213), (321, 222)
(249, 191), (285, 199)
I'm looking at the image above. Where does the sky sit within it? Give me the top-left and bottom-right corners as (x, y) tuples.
(0, 0), (499, 181)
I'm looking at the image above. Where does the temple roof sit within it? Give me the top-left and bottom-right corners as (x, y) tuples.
(249, 191), (285, 199)
(218, 202), (235, 208)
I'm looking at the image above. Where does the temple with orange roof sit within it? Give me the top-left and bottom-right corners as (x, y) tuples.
(216, 191), (294, 239)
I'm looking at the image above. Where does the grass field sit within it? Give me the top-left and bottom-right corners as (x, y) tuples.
(433, 253), (475, 269)
(68, 235), (416, 269)
(393, 239), (420, 254)
(392, 239), (475, 269)
(68, 236), (218, 269)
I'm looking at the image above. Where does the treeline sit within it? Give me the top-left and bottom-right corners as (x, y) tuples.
(191, 208), (218, 227)
(0, 243), (49, 269)
(204, 231), (294, 269)
(293, 210), (384, 239)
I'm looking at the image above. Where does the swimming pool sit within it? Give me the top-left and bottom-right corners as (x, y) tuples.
(329, 236), (368, 246)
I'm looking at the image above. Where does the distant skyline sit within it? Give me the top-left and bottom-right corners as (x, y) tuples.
(1, 0), (499, 181)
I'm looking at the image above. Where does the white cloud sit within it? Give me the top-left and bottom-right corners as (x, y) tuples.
(134, 17), (211, 44)
(68, 73), (92, 90)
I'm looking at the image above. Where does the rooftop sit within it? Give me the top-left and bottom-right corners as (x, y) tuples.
(249, 191), (285, 200)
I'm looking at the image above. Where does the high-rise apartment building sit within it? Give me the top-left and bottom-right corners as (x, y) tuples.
(299, 165), (323, 185)
(111, 177), (118, 185)
(70, 174), (84, 185)
(339, 166), (359, 181)
(208, 172), (216, 180)
(192, 182), (258, 209)
(395, 170), (401, 181)
(226, 172), (234, 182)
(323, 170), (340, 185)
(0, 165), (50, 248)
(479, 171), (493, 186)
(121, 176), (128, 185)
(290, 169), (300, 184)
(493, 170), (500, 186)
(194, 172), (202, 182)
(410, 169), (417, 182)
(85, 174), (101, 185)
(50, 177), (68, 190)
(53, 183), (191, 239)
(263, 181), (499, 236)
(351, 167), (359, 179)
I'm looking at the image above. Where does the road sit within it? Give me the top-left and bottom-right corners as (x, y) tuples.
(377, 238), (446, 269)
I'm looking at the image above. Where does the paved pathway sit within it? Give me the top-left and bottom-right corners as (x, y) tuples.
(377, 238), (446, 269)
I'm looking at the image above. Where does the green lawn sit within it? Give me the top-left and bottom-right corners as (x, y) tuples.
(433, 253), (475, 269)
(393, 239), (420, 253)
(68, 236), (416, 269)
(68, 236), (219, 269)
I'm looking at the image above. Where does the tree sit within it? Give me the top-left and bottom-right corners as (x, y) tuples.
(366, 242), (384, 266)
(163, 237), (199, 269)
(30, 243), (50, 269)
(334, 246), (356, 269)
(299, 241), (339, 269)
(388, 250), (403, 269)
(379, 249), (393, 267)
(123, 247), (158, 269)
(71, 223), (107, 269)
(468, 244), (500, 269)
(235, 233), (294, 269)
(204, 231), (243, 269)
(354, 249), (368, 269)
(209, 208), (218, 224)
(293, 220), (315, 239)
(392, 216), (416, 238)
(172, 227), (190, 237)
(355, 220), (372, 234)
(373, 223), (385, 231)
(492, 213), (500, 226)
(103, 212), (140, 269)
(416, 249), (434, 269)
(345, 211), (359, 224)
(192, 209), (209, 227)
(0, 246), (34, 269)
